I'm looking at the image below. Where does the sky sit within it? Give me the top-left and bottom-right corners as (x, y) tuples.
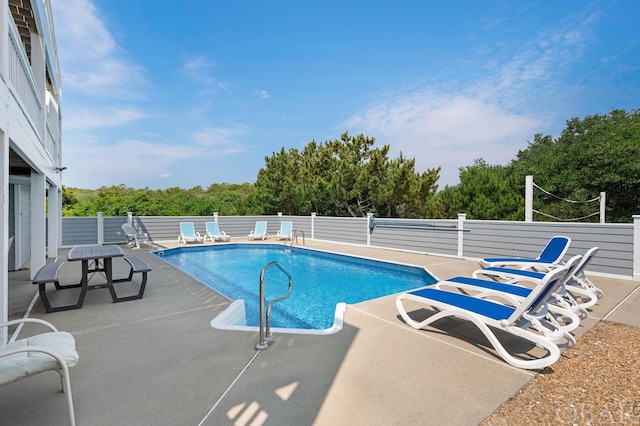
(50, 0), (640, 190)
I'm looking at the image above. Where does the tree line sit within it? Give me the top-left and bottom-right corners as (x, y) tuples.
(63, 183), (256, 217)
(64, 108), (640, 223)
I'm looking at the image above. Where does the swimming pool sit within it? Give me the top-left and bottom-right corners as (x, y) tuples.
(154, 244), (437, 334)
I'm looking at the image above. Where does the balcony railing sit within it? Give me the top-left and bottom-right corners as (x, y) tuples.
(7, 19), (45, 140)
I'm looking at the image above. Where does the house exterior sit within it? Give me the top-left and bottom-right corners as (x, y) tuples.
(1, 0), (63, 333)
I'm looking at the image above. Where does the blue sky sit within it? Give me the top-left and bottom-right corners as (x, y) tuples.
(51, 0), (640, 190)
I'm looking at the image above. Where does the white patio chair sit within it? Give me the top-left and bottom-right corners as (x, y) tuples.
(1, 318), (79, 425)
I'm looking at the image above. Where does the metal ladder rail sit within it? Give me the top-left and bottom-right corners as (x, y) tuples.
(286, 230), (305, 248)
(256, 261), (293, 350)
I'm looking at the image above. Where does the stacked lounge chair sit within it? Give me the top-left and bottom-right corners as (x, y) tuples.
(396, 236), (604, 370)
(479, 235), (571, 270)
(474, 246), (603, 315)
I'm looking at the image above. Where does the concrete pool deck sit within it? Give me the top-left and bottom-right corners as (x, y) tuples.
(2, 239), (638, 425)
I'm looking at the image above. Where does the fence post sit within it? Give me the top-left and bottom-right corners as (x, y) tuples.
(366, 213), (374, 247)
(213, 212), (218, 223)
(600, 192), (606, 224)
(127, 212), (133, 225)
(97, 212), (104, 245)
(457, 213), (466, 257)
(634, 215), (640, 281)
(525, 175), (533, 222)
(311, 213), (316, 239)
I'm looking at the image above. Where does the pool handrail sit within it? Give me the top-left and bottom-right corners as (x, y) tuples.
(285, 230), (305, 247)
(256, 261), (293, 350)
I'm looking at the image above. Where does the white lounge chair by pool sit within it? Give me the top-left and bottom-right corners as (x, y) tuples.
(479, 235), (571, 271)
(248, 221), (269, 240)
(121, 223), (150, 248)
(396, 265), (573, 370)
(474, 247), (603, 313)
(178, 222), (203, 244)
(205, 222), (231, 242)
(276, 221), (293, 240)
(436, 255), (584, 335)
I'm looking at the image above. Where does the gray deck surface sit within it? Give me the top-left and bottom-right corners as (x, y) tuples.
(2, 239), (638, 425)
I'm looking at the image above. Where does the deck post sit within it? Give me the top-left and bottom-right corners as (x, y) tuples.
(0, 130), (8, 337)
(30, 171), (46, 279)
(47, 185), (60, 259)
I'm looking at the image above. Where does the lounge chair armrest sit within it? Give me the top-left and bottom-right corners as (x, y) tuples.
(508, 276), (545, 286)
(474, 291), (522, 306)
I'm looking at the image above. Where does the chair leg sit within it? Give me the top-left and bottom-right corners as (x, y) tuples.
(60, 364), (76, 426)
(58, 370), (65, 392)
(49, 350), (77, 425)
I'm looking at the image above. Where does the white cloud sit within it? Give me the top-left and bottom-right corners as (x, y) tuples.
(182, 54), (230, 97)
(64, 107), (151, 130)
(51, 0), (147, 97)
(62, 123), (250, 186)
(190, 126), (249, 154)
(63, 138), (205, 188)
(342, 9), (603, 187)
(344, 90), (540, 186)
(67, 130), (247, 188)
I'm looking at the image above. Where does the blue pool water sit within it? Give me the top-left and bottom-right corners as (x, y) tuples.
(155, 244), (436, 331)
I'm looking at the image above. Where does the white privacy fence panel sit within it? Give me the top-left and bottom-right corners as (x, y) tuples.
(370, 218), (460, 256)
(461, 220), (632, 277)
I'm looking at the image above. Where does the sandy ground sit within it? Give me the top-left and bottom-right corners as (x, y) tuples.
(481, 321), (640, 425)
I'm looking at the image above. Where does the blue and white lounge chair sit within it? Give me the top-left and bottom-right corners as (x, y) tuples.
(474, 247), (602, 312)
(479, 236), (571, 271)
(435, 255), (584, 335)
(566, 247), (604, 300)
(248, 221), (269, 240)
(276, 221), (293, 240)
(178, 222), (203, 244)
(396, 265), (572, 370)
(205, 222), (231, 242)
